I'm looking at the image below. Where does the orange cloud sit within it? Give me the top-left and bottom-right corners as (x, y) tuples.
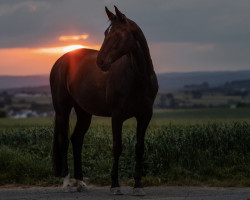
(59, 34), (89, 41)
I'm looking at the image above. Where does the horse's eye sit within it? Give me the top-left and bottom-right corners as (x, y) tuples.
(113, 36), (120, 49)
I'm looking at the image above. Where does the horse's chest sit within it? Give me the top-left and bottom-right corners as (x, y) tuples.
(107, 85), (152, 112)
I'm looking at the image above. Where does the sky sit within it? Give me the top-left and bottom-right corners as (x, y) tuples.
(0, 0), (250, 75)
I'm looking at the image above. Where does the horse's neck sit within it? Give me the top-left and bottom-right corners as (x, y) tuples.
(130, 41), (154, 82)
(127, 20), (155, 78)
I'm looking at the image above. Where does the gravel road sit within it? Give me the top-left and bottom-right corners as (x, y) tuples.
(0, 186), (250, 200)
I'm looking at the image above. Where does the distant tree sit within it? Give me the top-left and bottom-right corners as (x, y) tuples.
(158, 94), (167, 108)
(192, 91), (202, 99)
(3, 97), (12, 105)
(0, 110), (6, 118)
(241, 91), (248, 98)
(158, 93), (175, 108)
(237, 103), (250, 108)
(169, 98), (178, 108)
(201, 82), (209, 89)
(166, 93), (174, 99)
(0, 101), (4, 108)
(1, 91), (8, 96)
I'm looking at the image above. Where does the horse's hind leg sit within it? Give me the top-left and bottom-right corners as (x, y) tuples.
(71, 103), (92, 192)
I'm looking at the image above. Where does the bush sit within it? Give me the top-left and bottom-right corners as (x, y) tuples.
(0, 122), (250, 186)
(0, 110), (6, 118)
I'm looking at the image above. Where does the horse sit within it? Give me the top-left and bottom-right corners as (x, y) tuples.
(50, 6), (158, 195)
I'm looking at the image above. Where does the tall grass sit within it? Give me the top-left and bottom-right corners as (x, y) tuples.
(0, 122), (250, 186)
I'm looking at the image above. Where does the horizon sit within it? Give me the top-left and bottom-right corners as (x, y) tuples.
(1, 70), (250, 91)
(1, 69), (250, 77)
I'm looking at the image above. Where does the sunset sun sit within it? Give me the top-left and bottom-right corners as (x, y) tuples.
(35, 44), (97, 54)
(33, 34), (100, 55)
(63, 45), (85, 52)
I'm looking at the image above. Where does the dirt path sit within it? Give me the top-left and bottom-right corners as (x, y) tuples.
(0, 186), (250, 200)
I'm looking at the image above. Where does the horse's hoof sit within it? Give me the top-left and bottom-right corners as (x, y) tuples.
(76, 181), (88, 192)
(133, 188), (146, 196)
(110, 187), (123, 195)
(62, 174), (73, 192)
(62, 184), (74, 193)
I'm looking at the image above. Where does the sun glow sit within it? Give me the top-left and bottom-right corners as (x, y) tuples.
(35, 44), (89, 54)
(63, 45), (85, 52)
(0, 44), (100, 75)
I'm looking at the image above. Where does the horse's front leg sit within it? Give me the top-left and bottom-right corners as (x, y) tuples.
(110, 116), (123, 195)
(134, 111), (152, 196)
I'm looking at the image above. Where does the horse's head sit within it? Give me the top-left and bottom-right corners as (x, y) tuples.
(97, 6), (137, 72)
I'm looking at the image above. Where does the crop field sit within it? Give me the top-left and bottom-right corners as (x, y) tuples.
(0, 108), (250, 187)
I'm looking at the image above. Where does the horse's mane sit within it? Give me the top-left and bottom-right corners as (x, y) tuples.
(108, 16), (154, 80)
(127, 19), (154, 78)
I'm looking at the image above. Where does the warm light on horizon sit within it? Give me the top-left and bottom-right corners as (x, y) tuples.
(0, 44), (101, 75)
(63, 45), (85, 52)
(35, 44), (93, 54)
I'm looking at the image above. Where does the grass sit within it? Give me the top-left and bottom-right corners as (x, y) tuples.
(151, 107), (250, 125)
(0, 108), (250, 187)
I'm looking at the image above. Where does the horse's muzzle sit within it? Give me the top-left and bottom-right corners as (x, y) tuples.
(100, 63), (111, 72)
(97, 57), (111, 72)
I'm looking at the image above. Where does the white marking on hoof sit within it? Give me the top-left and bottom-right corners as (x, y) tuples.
(110, 187), (123, 195)
(62, 174), (73, 193)
(62, 184), (74, 193)
(76, 180), (88, 192)
(133, 188), (146, 196)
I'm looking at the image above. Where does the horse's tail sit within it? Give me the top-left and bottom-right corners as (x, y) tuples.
(52, 104), (71, 178)
(50, 56), (72, 178)
(52, 119), (62, 177)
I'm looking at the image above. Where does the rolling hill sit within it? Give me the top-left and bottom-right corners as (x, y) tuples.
(0, 70), (250, 90)
(157, 70), (250, 89)
(0, 75), (49, 90)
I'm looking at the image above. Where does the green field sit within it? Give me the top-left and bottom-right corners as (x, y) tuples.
(0, 108), (250, 187)
(1, 108), (250, 128)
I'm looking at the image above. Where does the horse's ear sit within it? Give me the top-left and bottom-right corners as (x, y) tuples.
(105, 6), (115, 21)
(114, 5), (127, 23)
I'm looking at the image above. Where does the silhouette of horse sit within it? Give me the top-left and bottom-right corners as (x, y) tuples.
(50, 6), (158, 195)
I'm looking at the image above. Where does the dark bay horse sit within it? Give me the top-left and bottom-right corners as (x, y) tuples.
(50, 6), (158, 195)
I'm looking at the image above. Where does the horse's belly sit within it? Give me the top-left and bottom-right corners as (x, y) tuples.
(74, 88), (111, 117)
(69, 74), (111, 116)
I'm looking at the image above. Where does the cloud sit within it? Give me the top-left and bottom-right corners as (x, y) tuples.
(150, 41), (250, 73)
(1, 0), (250, 46)
(0, 0), (108, 48)
(0, 0), (250, 73)
(0, 1), (51, 16)
(59, 34), (89, 42)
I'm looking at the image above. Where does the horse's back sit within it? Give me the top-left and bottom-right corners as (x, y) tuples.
(50, 49), (98, 108)
(50, 48), (97, 85)
(50, 48), (98, 80)
(50, 48), (112, 116)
